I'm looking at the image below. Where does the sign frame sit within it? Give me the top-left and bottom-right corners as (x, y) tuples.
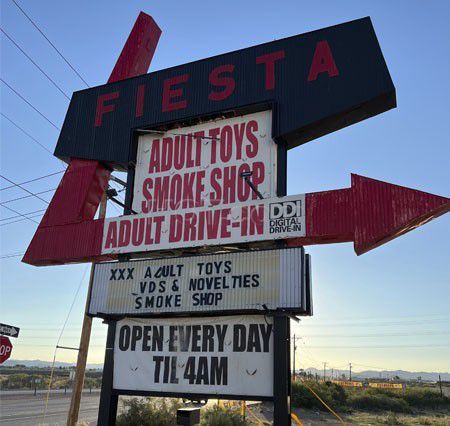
(88, 246), (312, 319)
(112, 315), (275, 399)
(99, 317), (282, 404)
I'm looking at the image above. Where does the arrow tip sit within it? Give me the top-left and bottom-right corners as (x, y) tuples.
(351, 174), (450, 255)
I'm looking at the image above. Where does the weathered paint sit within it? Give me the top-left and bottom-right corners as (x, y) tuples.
(288, 174), (450, 255)
(23, 174), (450, 265)
(88, 247), (309, 317)
(23, 12), (161, 266)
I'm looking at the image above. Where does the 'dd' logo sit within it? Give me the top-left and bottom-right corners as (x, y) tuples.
(269, 200), (303, 234)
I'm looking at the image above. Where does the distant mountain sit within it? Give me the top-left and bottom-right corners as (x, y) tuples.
(3, 360), (449, 381)
(1, 359), (103, 370)
(301, 368), (450, 382)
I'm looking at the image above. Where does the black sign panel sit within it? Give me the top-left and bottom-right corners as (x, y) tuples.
(55, 17), (395, 168)
(0, 323), (20, 338)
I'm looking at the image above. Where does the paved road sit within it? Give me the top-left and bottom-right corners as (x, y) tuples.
(0, 391), (100, 426)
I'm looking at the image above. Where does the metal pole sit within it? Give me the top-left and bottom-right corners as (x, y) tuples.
(67, 194), (107, 426)
(98, 321), (118, 426)
(323, 362), (327, 381)
(293, 334), (296, 381)
(349, 363), (352, 381)
(273, 315), (291, 425)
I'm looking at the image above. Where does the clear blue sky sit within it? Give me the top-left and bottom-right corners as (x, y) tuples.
(1, 0), (449, 375)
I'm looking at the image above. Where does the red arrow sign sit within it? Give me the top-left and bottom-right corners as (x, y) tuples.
(0, 336), (12, 364)
(23, 174), (449, 265)
(21, 13), (161, 267)
(288, 174), (450, 255)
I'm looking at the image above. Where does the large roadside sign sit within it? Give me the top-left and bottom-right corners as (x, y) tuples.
(88, 247), (311, 317)
(19, 9), (450, 426)
(114, 315), (273, 398)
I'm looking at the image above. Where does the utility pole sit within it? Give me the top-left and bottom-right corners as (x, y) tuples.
(439, 374), (443, 397)
(349, 363), (352, 381)
(323, 362), (327, 381)
(293, 334), (296, 381)
(67, 195), (107, 426)
(331, 368), (334, 380)
(292, 334), (301, 381)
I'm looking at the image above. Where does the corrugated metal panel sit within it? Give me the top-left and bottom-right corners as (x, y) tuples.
(23, 12), (161, 266)
(55, 17), (396, 167)
(288, 174), (450, 255)
(23, 160), (111, 266)
(351, 174), (450, 255)
(108, 12), (161, 83)
(89, 247), (307, 317)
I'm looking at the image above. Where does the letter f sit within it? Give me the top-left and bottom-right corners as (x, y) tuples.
(95, 91), (120, 127)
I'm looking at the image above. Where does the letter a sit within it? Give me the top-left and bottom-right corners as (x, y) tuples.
(307, 40), (339, 82)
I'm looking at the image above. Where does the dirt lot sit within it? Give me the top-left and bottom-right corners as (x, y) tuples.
(246, 402), (450, 425)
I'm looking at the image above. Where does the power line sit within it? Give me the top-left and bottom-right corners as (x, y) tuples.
(0, 174), (50, 204)
(298, 313), (450, 322)
(1, 113), (55, 154)
(10, 0), (90, 87)
(1, 188), (55, 205)
(0, 213), (44, 227)
(304, 344), (450, 349)
(0, 203), (39, 224)
(0, 170), (64, 191)
(296, 319), (450, 328)
(300, 331), (450, 338)
(0, 208), (46, 222)
(0, 252), (25, 259)
(0, 27), (70, 100)
(55, 265), (90, 348)
(1, 77), (61, 130)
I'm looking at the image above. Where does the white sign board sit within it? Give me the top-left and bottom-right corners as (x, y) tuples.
(89, 247), (307, 317)
(132, 110), (277, 214)
(101, 194), (305, 254)
(101, 109), (290, 256)
(113, 315), (273, 397)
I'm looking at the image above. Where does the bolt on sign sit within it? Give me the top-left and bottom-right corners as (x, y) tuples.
(114, 315), (273, 398)
(88, 247), (311, 317)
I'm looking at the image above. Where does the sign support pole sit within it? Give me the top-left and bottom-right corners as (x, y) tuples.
(273, 315), (291, 425)
(67, 195), (107, 426)
(98, 321), (118, 426)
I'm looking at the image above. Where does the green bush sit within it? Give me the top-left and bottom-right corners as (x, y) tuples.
(347, 393), (411, 413)
(200, 405), (248, 426)
(401, 388), (450, 409)
(116, 398), (181, 426)
(291, 381), (347, 411)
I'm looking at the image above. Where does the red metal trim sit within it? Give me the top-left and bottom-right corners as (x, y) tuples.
(23, 12), (162, 267)
(287, 174), (450, 254)
(108, 12), (161, 84)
